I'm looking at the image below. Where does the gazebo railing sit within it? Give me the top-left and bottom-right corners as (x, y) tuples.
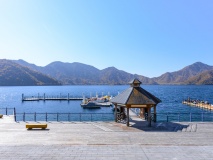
(116, 112), (126, 122)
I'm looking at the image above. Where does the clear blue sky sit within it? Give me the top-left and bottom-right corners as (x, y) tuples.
(0, 0), (213, 78)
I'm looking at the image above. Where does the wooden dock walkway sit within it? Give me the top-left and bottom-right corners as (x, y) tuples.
(22, 97), (83, 101)
(22, 94), (83, 101)
(182, 100), (213, 110)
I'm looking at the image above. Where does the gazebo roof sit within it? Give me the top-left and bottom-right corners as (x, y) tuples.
(110, 78), (161, 105)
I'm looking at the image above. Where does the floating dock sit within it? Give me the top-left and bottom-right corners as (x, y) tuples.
(182, 99), (213, 110)
(22, 93), (83, 101)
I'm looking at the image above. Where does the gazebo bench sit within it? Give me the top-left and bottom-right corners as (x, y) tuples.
(26, 124), (47, 130)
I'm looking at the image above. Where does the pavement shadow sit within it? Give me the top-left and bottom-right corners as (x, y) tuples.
(27, 129), (50, 131)
(128, 119), (189, 132)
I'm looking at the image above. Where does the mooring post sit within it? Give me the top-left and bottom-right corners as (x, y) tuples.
(22, 94), (24, 101)
(57, 113), (59, 121)
(6, 107), (7, 115)
(190, 112), (192, 122)
(68, 93), (70, 100)
(44, 93), (45, 100)
(46, 113), (47, 122)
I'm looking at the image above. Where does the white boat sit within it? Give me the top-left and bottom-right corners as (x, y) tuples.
(81, 95), (112, 109)
(81, 101), (101, 109)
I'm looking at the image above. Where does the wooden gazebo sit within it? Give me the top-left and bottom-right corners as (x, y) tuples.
(110, 78), (161, 127)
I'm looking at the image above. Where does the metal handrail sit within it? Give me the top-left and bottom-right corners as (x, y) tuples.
(151, 112), (213, 122)
(0, 108), (16, 116)
(15, 112), (114, 122)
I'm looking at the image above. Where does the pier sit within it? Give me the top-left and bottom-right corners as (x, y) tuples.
(22, 93), (83, 101)
(182, 98), (213, 110)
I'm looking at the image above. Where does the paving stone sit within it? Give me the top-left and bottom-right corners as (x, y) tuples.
(0, 119), (213, 159)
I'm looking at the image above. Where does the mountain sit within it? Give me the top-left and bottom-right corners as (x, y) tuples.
(185, 70), (213, 85)
(136, 74), (158, 85)
(153, 62), (213, 84)
(0, 59), (60, 86)
(44, 62), (101, 84)
(13, 59), (213, 85)
(99, 67), (135, 84)
(13, 59), (43, 72)
(14, 60), (155, 85)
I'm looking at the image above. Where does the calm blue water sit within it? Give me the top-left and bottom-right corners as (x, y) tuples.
(0, 85), (212, 121)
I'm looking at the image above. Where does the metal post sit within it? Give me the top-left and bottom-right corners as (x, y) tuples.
(34, 112), (36, 121)
(202, 112), (204, 122)
(46, 113), (47, 122)
(190, 112), (192, 122)
(14, 108), (16, 122)
(153, 113), (157, 122)
(44, 93), (45, 100)
(91, 114), (92, 122)
(68, 93), (70, 100)
(23, 112), (25, 122)
(6, 107), (7, 115)
(22, 94), (24, 101)
(80, 113), (81, 122)
(57, 113), (59, 122)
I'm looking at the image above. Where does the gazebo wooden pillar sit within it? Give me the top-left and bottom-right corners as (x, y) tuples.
(127, 106), (130, 126)
(153, 105), (157, 122)
(114, 103), (118, 122)
(111, 79), (161, 127)
(147, 107), (151, 127)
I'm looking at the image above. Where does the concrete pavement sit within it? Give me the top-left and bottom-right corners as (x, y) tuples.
(0, 115), (213, 160)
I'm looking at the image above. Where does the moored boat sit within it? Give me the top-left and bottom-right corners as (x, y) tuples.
(81, 101), (101, 109)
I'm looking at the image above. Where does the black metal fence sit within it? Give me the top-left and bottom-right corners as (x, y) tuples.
(15, 113), (114, 122)
(0, 108), (15, 116)
(1, 107), (213, 122)
(153, 112), (213, 122)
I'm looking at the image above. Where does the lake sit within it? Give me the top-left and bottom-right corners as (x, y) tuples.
(0, 85), (212, 121)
